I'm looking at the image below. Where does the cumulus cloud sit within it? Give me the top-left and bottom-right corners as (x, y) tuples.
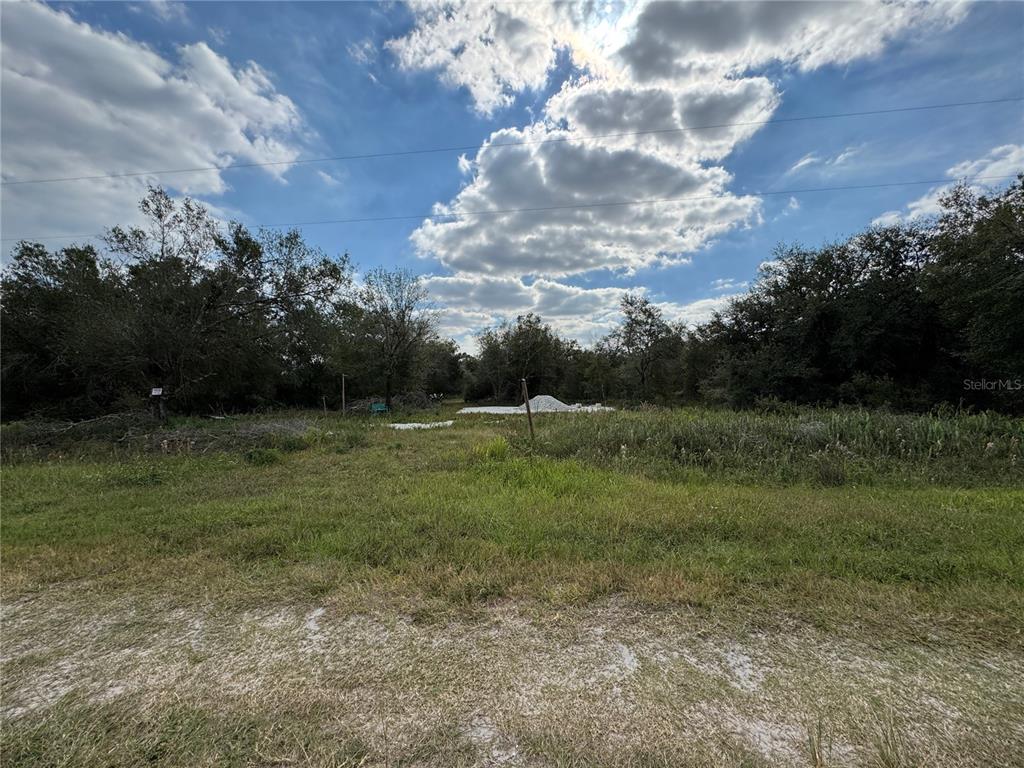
(1, 1), (305, 245)
(872, 143), (1023, 225)
(435, 307), (497, 350)
(411, 122), (762, 277)
(426, 274), (626, 322)
(618, 0), (966, 82)
(948, 143), (1024, 179)
(870, 210), (903, 227)
(427, 271), (744, 350)
(386, 1), (573, 116)
(544, 75), (780, 161)
(423, 274), (535, 312)
(659, 294), (737, 328)
(426, 274), (635, 348)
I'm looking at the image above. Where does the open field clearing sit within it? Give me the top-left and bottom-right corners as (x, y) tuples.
(2, 407), (1023, 766)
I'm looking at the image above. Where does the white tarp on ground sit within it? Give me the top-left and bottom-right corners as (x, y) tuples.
(389, 420), (455, 430)
(458, 395), (613, 415)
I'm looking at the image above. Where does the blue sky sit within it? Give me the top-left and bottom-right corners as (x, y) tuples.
(2, 1), (1022, 348)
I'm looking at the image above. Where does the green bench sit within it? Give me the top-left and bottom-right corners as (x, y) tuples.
(370, 403), (389, 415)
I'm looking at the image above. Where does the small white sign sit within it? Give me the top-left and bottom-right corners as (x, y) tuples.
(150, 387), (163, 397)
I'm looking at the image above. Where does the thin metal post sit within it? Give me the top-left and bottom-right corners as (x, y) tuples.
(521, 378), (535, 441)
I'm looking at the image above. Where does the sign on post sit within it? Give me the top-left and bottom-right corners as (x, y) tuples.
(149, 386), (166, 422)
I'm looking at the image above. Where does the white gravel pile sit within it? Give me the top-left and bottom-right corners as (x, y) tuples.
(458, 396), (613, 415)
(526, 395), (575, 412)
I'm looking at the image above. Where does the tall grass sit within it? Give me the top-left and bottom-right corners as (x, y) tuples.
(514, 406), (1023, 486)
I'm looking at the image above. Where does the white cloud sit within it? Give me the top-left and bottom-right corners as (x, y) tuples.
(902, 187), (949, 220)
(871, 210), (904, 227)
(427, 274), (625, 320)
(207, 26), (227, 46)
(618, 0), (967, 82)
(435, 307), (495, 352)
(346, 38), (375, 66)
(1, 1), (305, 245)
(386, 2), (572, 116)
(146, 1), (189, 23)
(425, 273), (634, 347)
(787, 153), (820, 174)
(423, 274), (534, 312)
(544, 75), (780, 162)
(411, 122), (762, 278)
(711, 278), (747, 292)
(871, 143), (1023, 225)
(659, 294), (737, 328)
(786, 145), (861, 176)
(426, 271), (747, 350)
(948, 143), (1024, 179)
(830, 146), (861, 166)
(317, 170), (342, 187)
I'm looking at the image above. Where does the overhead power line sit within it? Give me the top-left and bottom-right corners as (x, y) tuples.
(1, 96), (1021, 187)
(3, 174), (1017, 243)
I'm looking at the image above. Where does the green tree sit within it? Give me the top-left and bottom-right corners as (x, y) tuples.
(925, 179), (1024, 411)
(605, 294), (675, 399)
(357, 268), (436, 408)
(474, 314), (570, 401)
(1, 243), (135, 418)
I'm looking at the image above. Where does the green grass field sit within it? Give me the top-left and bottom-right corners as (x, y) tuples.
(2, 406), (1022, 766)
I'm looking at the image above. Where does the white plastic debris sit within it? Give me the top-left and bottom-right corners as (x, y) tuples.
(389, 420), (454, 430)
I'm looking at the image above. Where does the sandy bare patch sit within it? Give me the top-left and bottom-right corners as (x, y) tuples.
(2, 589), (1021, 766)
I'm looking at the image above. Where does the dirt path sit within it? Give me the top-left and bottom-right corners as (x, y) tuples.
(3, 589), (1022, 767)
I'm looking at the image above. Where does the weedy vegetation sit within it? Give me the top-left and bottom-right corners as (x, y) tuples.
(512, 405), (1023, 486)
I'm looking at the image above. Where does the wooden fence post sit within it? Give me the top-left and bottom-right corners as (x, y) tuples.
(521, 378), (535, 441)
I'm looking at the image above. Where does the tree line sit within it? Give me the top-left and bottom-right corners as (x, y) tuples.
(1, 188), (458, 419)
(2, 179), (1022, 419)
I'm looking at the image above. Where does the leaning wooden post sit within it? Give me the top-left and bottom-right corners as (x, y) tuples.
(521, 378), (535, 441)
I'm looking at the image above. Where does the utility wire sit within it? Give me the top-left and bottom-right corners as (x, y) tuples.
(3, 174), (1017, 243)
(2, 96), (1021, 187)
